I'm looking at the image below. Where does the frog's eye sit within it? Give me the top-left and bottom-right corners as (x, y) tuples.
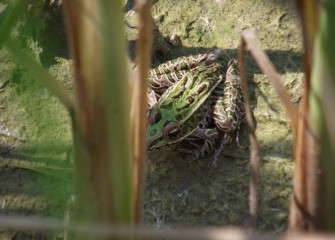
(163, 122), (180, 140)
(148, 109), (161, 124)
(167, 127), (179, 140)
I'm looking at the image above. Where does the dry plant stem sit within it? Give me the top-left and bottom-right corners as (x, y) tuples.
(289, 0), (319, 231)
(239, 37), (260, 230)
(240, 31), (299, 133)
(132, 0), (153, 223)
(3, 216), (335, 240)
(295, 0), (319, 86)
(63, 0), (133, 233)
(290, 57), (314, 232)
(289, 94), (317, 231)
(63, 0), (100, 225)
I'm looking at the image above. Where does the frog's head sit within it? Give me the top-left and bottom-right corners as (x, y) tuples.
(147, 108), (184, 150)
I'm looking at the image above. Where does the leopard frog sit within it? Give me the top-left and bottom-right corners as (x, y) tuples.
(147, 52), (244, 159)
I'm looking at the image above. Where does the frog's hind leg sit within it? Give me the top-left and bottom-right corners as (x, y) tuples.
(212, 59), (244, 133)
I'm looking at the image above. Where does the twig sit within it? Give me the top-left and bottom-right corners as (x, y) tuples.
(289, 0), (319, 231)
(1, 215), (335, 240)
(240, 31), (299, 133)
(239, 34), (260, 231)
(132, 0), (153, 223)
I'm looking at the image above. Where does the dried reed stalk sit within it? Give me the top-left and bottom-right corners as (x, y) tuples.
(289, 0), (319, 231)
(131, 0), (153, 223)
(239, 30), (300, 230)
(63, 1), (133, 237)
(240, 31), (299, 132)
(2, 215), (335, 240)
(239, 35), (260, 230)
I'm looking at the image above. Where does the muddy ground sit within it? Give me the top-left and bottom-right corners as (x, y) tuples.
(0, 0), (303, 238)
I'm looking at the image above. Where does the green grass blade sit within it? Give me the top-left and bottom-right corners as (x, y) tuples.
(0, 0), (27, 44)
(309, 0), (335, 230)
(4, 38), (74, 111)
(98, 0), (133, 224)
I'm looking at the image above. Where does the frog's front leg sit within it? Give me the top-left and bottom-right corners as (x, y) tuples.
(188, 128), (219, 140)
(177, 127), (219, 161)
(178, 138), (217, 162)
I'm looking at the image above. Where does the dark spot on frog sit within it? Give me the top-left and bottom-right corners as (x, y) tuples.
(149, 128), (157, 137)
(187, 96), (194, 104)
(175, 114), (183, 121)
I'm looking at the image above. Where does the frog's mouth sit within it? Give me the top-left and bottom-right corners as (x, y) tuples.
(148, 120), (187, 150)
